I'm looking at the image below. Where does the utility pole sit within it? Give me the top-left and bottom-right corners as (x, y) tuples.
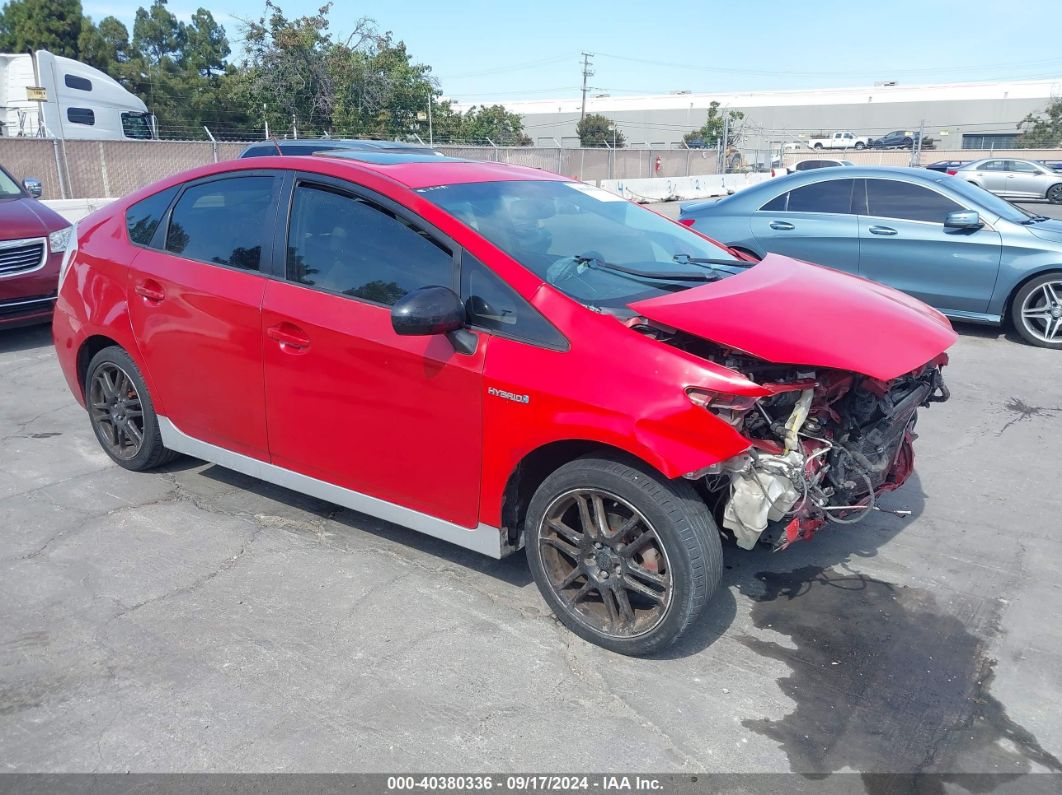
(427, 93), (434, 147)
(580, 52), (594, 121)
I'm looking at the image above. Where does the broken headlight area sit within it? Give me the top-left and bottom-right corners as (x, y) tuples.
(677, 340), (950, 550)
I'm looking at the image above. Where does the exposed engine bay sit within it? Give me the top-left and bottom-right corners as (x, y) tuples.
(630, 319), (951, 550)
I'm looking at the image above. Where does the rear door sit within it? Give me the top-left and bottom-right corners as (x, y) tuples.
(856, 177), (1001, 314)
(749, 177), (860, 271)
(125, 172), (284, 458)
(974, 160), (1009, 194)
(261, 175), (485, 527)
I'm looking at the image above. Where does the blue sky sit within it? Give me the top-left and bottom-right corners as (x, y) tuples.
(84, 0), (1062, 102)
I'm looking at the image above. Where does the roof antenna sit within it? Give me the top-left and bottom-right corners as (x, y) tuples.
(270, 136), (283, 156)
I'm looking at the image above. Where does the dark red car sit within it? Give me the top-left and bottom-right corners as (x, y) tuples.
(1, 164), (71, 328)
(52, 153), (955, 654)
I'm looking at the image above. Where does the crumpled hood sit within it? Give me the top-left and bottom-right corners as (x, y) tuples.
(0, 197), (66, 240)
(629, 253), (957, 381)
(1025, 218), (1062, 244)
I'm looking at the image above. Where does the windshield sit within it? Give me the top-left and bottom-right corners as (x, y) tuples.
(0, 166), (24, 198)
(418, 180), (743, 307)
(943, 177), (1038, 223)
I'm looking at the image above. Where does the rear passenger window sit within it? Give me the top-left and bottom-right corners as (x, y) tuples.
(865, 180), (963, 224)
(126, 186), (179, 246)
(286, 184), (453, 305)
(165, 176), (277, 271)
(760, 192), (787, 211)
(786, 179), (854, 214)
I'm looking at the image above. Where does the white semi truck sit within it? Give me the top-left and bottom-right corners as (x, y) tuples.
(1, 50), (154, 140)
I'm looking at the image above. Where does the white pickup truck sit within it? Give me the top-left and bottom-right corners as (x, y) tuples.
(806, 131), (869, 150)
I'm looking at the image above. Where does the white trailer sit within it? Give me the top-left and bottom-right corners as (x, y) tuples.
(0, 50), (154, 140)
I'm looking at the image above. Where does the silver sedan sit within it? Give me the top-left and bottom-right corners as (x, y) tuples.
(954, 158), (1062, 203)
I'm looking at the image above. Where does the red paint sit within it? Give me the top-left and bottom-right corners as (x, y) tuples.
(631, 253), (958, 381)
(53, 155), (954, 541)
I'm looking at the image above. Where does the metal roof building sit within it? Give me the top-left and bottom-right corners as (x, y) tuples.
(475, 79), (1062, 150)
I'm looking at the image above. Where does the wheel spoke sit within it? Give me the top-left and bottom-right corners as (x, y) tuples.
(627, 561), (667, 587)
(621, 530), (654, 556)
(125, 420), (143, 445)
(590, 493), (611, 539)
(1043, 282), (1060, 306)
(542, 535), (581, 561)
(567, 580), (594, 607)
(614, 587), (636, 628)
(1046, 316), (1062, 341)
(600, 585), (621, 627)
(557, 567), (584, 589)
(622, 574), (667, 604)
(574, 494), (595, 538)
(546, 517), (584, 546)
(99, 369), (117, 398)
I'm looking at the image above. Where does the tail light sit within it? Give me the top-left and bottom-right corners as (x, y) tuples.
(58, 222), (79, 288)
(679, 218), (696, 227)
(686, 388), (759, 427)
(946, 169), (957, 175)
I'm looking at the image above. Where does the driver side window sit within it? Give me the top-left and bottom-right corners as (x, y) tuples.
(286, 183), (454, 306)
(460, 254), (566, 349)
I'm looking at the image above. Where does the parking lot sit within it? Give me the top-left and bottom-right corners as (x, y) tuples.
(2, 220), (1061, 780)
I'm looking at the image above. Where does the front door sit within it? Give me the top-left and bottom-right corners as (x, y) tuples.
(1005, 160), (1047, 198)
(126, 173), (283, 459)
(857, 178), (1001, 314)
(262, 177), (485, 527)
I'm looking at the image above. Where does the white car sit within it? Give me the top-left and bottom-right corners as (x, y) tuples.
(806, 131), (869, 151)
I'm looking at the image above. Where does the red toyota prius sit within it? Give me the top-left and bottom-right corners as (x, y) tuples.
(52, 152), (955, 654)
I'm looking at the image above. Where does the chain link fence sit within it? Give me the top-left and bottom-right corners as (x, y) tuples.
(1, 138), (729, 200)
(6, 137), (1062, 201)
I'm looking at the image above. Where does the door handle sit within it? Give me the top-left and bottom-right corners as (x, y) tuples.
(769, 220), (795, 230)
(868, 225), (897, 236)
(134, 280), (165, 302)
(267, 323), (311, 351)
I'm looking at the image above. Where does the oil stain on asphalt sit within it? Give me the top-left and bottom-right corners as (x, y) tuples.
(737, 565), (1061, 788)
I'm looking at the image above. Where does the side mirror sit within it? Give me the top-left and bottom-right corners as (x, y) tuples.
(23, 178), (42, 198)
(944, 210), (982, 229)
(391, 286), (477, 355)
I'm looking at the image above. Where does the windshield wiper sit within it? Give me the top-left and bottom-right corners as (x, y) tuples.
(672, 254), (749, 270)
(1021, 215), (1050, 224)
(573, 255), (718, 282)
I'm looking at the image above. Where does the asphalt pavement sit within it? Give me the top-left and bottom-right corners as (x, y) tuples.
(1, 237), (1061, 781)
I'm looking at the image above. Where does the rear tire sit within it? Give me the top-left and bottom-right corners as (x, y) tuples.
(525, 455), (722, 656)
(813, 143), (823, 150)
(1010, 273), (1062, 349)
(86, 346), (178, 471)
(855, 141), (866, 150)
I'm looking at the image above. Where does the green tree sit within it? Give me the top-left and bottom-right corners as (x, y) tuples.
(577, 113), (624, 147)
(0, 0), (84, 57)
(1017, 98), (1062, 148)
(450, 104), (531, 146)
(132, 0), (184, 64)
(683, 101), (744, 147)
(184, 9), (229, 78)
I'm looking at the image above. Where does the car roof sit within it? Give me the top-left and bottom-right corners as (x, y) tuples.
(720, 166), (954, 203)
(240, 138), (438, 157)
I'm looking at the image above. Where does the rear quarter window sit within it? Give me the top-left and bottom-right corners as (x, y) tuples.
(126, 186), (179, 246)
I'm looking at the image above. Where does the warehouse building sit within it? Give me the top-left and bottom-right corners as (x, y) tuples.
(486, 78), (1062, 150)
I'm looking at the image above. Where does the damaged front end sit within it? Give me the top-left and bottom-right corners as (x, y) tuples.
(639, 322), (951, 550)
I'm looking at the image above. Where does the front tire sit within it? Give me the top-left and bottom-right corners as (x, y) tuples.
(1011, 273), (1062, 348)
(1047, 184), (1062, 204)
(525, 456), (722, 656)
(86, 347), (178, 470)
